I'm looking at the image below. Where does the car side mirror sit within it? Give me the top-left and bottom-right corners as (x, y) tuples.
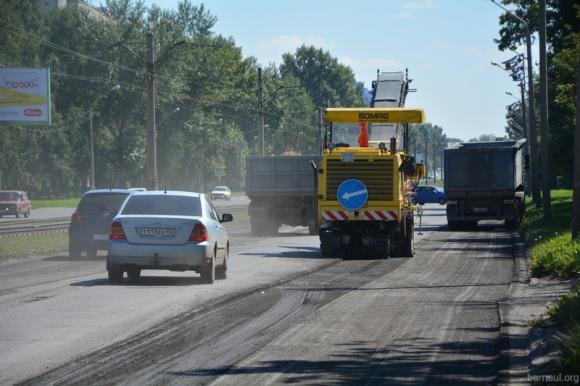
(221, 213), (233, 223)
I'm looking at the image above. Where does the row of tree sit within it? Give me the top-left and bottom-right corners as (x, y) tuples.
(496, 0), (579, 187)
(0, 0), (454, 197)
(0, 0), (367, 196)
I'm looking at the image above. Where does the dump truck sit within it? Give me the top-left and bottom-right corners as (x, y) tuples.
(444, 139), (526, 229)
(246, 155), (321, 236)
(316, 107), (426, 257)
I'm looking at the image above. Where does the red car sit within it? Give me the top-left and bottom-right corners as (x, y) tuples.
(0, 190), (31, 218)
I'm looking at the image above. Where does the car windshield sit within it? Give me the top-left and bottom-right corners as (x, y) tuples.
(121, 195), (202, 216)
(214, 187), (227, 191)
(78, 193), (129, 214)
(0, 192), (19, 201)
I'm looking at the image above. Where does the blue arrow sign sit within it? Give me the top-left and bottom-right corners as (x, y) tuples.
(337, 179), (368, 210)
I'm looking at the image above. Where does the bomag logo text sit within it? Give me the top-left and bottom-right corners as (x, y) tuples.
(358, 112), (389, 121)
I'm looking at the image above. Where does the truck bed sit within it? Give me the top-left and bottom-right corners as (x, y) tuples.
(246, 156), (321, 197)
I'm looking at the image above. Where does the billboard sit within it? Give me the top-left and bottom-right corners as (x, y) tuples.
(0, 68), (51, 125)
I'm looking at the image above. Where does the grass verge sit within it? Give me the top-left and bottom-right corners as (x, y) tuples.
(524, 189), (580, 378)
(547, 284), (580, 377)
(524, 189), (580, 278)
(32, 197), (80, 209)
(0, 232), (68, 260)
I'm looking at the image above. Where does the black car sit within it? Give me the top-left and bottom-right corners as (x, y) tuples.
(69, 189), (143, 258)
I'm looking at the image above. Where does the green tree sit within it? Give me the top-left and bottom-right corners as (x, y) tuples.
(495, 0), (579, 185)
(280, 45), (365, 108)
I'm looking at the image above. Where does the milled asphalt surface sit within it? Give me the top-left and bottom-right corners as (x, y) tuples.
(3, 204), (529, 386)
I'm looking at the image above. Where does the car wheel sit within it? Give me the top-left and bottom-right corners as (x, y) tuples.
(439, 199), (447, 205)
(216, 245), (228, 280)
(108, 265), (123, 283)
(127, 268), (141, 280)
(200, 250), (216, 284)
(69, 241), (81, 258)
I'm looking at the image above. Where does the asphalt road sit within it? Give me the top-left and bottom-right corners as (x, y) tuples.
(0, 204), (516, 385)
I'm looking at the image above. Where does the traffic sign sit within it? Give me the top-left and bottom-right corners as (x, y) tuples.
(337, 179), (368, 210)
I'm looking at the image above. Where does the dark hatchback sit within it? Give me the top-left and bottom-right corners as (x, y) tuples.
(69, 189), (142, 258)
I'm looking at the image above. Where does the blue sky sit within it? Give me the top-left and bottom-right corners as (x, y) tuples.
(137, 0), (535, 141)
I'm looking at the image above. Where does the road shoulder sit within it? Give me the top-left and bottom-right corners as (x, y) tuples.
(497, 233), (575, 385)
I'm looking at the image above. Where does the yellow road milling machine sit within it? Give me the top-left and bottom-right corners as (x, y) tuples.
(316, 107), (426, 258)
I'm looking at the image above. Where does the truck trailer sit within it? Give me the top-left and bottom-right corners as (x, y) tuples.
(444, 139), (526, 229)
(246, 155), (321, 236)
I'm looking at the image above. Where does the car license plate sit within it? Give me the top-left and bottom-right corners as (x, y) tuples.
(139, 227), (176, 238)
(93, 233), (109, 240)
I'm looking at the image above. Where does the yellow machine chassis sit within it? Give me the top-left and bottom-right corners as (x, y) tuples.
(318, 107), (426, 225)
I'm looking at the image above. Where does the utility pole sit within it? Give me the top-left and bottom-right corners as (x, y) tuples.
(146, 32), (157, 190)
(539, 0), (551, 220)
(318, 107), (324, 155)
(518, 80), (531, 189)
(89, 107), (95, 190)
(526, 29), (540, 207)
(572, 47), (580, 240)
(258, 67), (264, 156)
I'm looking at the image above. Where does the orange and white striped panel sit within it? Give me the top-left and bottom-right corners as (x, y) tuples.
(363, 210), (398, 221)
(322, 210), (349, 221)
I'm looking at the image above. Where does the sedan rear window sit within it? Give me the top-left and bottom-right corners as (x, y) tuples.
(78, 193), (129, 213)
(121, 195), (202, 216)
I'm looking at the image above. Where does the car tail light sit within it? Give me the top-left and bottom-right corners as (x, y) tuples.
(71, 211), (82, 224)
(109, 220), (126, 240)
(189, 223), (208, 242)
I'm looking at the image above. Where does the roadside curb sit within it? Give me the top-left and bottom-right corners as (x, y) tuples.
(497, 232), (574, 385)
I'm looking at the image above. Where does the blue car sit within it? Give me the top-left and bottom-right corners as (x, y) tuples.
(412, 185), (447, 205)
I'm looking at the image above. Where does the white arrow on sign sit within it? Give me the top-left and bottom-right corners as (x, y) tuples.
(342, 189), (367, 200)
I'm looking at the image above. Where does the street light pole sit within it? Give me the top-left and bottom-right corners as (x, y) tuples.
(489, 0), (540, 207)
(146, 32), (157, 190)
(89, 107), (95, 190)
(258, 67), (264, 156)
(539, 0), (551, 220)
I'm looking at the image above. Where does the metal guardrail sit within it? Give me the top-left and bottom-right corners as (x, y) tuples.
(0, 206), (248, 237)
(0, 217), (70, 237)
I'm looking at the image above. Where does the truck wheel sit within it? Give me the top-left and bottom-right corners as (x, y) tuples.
(308, 223), (318, 235)
(448, 221), (461, 230)
(127, 268), (141, 280)
(506, 207), (521, 229)
(69, 241), (81, 258)
(376, 237), (391, 259)
(108, 265), (123, 283)
(320, 240), (335, 257)
(403, 221), (415, 257)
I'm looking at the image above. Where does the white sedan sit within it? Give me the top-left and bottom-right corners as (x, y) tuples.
(107, 191), (232, 284)
(210, 186), (231, 200)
